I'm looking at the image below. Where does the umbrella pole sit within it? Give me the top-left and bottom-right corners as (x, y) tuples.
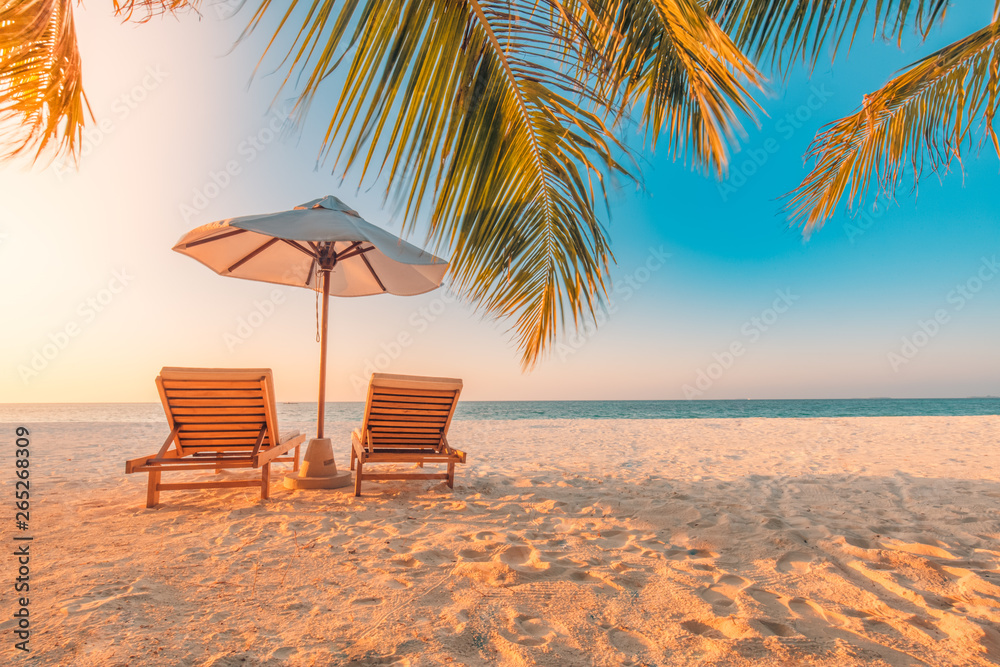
(317, 269), (331, 439)
(284, 266), (350, 490)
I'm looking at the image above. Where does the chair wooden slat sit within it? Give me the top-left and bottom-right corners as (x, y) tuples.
(167, 398), (266, 408)
(370, 400), (452, 412)
(164, 389), (264, 398)
(161, 380), (263, 390)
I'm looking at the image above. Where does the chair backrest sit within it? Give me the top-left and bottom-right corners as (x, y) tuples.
(157, 367), (279, 455)
(361, 373), (463, 450)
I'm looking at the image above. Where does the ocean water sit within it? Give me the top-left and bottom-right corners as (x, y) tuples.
(0, 398), (997, 424)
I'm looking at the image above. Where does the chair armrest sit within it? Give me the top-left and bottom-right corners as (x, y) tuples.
(125, 454), (151, 474)
(352, 428), (368, 461)
(279, 430), (301, 445)
(255, 431), (306, 466)
(442, 436), (467, 463)
(125, 426), (180, 473)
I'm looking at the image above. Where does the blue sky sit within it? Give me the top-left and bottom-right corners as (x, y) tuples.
(1, 3), (997, 402)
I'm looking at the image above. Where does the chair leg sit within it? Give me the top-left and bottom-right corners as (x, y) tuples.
(350, 446), (356, 471)
(293, 444), (301, 472)
(354, 461), (363, 497)
(261, 463), (271, 500)
(146, 470), (161, 508)
(447, 462), (455, 489)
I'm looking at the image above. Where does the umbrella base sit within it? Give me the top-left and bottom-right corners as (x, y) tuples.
(283, 472), (352, 490)
(283, 437), (353, 490)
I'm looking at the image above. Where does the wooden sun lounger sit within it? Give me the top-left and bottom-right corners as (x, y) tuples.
(350, 373), (466, 496)
(125, 367), (305, 507)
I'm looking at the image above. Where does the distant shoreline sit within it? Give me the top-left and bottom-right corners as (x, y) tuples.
(2, 398), (998, 422)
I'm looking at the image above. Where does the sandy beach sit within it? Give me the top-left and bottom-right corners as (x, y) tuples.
(5, 415), (1000, 666)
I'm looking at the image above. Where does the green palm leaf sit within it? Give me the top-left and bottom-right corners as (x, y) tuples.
(787, 19), (1000, 230)
(0, 0), (89, 163)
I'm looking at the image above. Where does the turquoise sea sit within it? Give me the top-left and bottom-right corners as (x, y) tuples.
(1, 398), (998, 423)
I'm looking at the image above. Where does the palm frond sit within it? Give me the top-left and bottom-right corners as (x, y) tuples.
(706, 0), (950, 69)
(572, 0), (763, 175)
(0, 0), (89, 163)
(249, 0), (629, 368)
(787, 20), (1000, 230)
(112, 0), (201, 22)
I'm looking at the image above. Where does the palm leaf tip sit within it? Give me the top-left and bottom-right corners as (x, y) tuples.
(575, 0), (764, 177)
(0, 0), (91, 164)
(113, 1), (202, 22)
(787, 19), (1000, 231)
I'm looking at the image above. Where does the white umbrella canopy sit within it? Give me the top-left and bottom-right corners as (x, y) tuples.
(174, 195), (448, 296)
(173, 195), (450, 454)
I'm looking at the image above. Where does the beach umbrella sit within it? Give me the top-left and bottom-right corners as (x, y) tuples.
(173, 195), (449, 488)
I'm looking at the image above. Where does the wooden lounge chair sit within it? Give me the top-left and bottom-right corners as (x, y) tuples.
(125, 367), (305, 507)
(350, 373), (466, 496)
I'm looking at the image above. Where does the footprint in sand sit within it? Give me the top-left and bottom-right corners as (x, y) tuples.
(680, 620), (726, 640)
(776, 550), (815, 574)
(787, 596), (824, 620)
(697, 585), (734, 607)
(497, 545), (557, 576)
(458, 548), (493, 563)
(718, 574), (750, 588)
(500, 545), (532, 566)
(785, 596), (848, 629)
(844, 535), (874, 550)
(758, 620), (796, 637)
(350, 596), (383, 606)
(609, 627), (655, 655)
(746, 587), (796, 626)
(500, 614), (555, 647)
(697, 574), (749, 608)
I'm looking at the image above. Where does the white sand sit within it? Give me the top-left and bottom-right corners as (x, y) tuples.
(4, 416), (1000, 666)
